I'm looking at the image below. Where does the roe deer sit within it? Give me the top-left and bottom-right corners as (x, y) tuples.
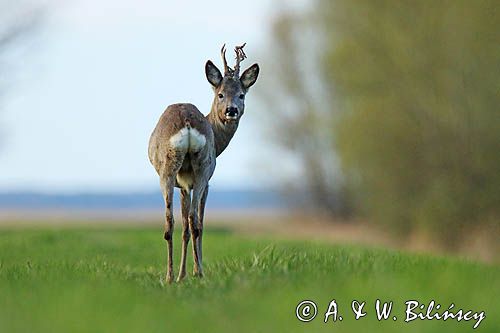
(148, 44), (259, 283)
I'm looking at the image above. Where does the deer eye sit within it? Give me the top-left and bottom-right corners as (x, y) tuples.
(218, 93), (224, 99)
(239, 94), (245, 99)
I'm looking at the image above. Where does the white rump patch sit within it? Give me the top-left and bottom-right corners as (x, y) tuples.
(169, 127), (206, 152)
(188, 128), (207, 152)
(169, 128), (190, 150)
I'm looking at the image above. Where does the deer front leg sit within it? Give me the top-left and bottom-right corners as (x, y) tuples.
(189, 183), (206, 277)
(161, 177), (175, 284)
(197, 185), (209, 270)
(177, 188), (191, 282)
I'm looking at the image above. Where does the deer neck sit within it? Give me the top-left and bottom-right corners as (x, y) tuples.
(206, 104), (239, 157)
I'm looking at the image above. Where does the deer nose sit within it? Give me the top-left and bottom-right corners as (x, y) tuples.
(225, 107), (239, 118)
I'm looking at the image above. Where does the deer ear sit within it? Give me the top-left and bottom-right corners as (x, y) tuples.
(205, 60), (223, 87)
(240, 63), (259, 90)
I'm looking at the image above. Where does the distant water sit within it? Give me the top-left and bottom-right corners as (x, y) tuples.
(0, 190), (288, 211)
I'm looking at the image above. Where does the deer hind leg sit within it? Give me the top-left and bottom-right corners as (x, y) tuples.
(177, 188), (191, 282)
(159, 150), (185, 284)
(189, 182), (207, 277)
(160, 176), (176, 284)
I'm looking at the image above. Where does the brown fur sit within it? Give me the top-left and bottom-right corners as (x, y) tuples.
(148, 44), (259, 283)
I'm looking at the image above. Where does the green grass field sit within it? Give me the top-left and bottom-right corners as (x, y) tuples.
(0, 226), (498, 332)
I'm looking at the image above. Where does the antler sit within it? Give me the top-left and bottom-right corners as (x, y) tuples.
(220, 43), (247, 77)
(233, 43), (247, 77)
(221, 44), (230, 76)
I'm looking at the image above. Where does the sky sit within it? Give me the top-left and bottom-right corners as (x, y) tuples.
(0, 0), (309, 193)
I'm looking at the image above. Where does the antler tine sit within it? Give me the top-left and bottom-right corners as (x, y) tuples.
(220, 43), (230, 76)
(233, 43), (247, 77)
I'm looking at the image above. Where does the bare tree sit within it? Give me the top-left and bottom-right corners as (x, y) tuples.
(0, 1), (45, 95)
(0, 1), (44, 147)
(259, 12), (351, 217)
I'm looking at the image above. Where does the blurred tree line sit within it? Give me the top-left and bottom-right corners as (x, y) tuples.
(262, 0), (499, 247)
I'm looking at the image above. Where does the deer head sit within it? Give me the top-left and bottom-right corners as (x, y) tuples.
(205, 43), (259, 124)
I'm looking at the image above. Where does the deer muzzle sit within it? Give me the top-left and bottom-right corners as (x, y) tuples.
(225, 107), (239, 120)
